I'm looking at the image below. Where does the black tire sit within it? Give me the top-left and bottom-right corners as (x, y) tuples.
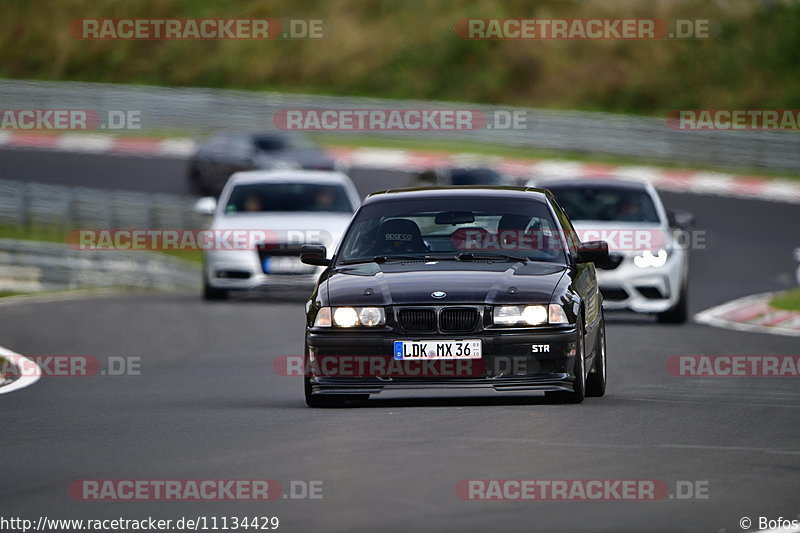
(546, 315), (586, 404)
(187, 164), (207, 195)
(202, 279), (227, 301)
(586, 312), (607, 397)
(657, 282), (688, 324)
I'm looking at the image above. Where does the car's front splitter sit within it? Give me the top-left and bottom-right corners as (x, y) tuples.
(305, 328), (579, 395)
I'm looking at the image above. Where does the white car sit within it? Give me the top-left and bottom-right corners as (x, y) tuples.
(529, 178), (691, 323)
(196, 170), (360, 300)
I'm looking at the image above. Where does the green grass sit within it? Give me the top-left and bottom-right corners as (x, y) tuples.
(0, 290), (32, 297)
(770, 288), (800, 312)
(317, 134), (800, 181)
(0, 356), (10, 383)
(157, 249), (204, 264)
(2, 0), (800, 116)
(0, 225), (204, 264)
(0, 225), (70, 243)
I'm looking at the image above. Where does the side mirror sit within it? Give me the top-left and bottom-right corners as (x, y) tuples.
(667, 209), (694, 228)
(300, 244), (330, 266)
(576, 240), (609, 264)
(193, 197), (217, 216)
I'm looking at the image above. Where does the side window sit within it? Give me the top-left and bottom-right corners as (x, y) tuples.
(228, 135), (253, 158)
(340, 217), (380, 259)
(551, 199), (580, 256)
(205, 133), (228, 153)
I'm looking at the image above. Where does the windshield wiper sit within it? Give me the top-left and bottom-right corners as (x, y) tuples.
(340, 254), (455, 265)
(458, 252), (528, 263)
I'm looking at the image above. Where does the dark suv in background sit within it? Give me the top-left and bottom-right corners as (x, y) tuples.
(187, 131), (336, 196)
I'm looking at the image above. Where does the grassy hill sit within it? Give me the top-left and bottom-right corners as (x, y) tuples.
(2, 0), (799, 115)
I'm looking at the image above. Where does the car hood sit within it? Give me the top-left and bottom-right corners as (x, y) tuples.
(211, 212), (353, 248)
(324, 261), (567, 306)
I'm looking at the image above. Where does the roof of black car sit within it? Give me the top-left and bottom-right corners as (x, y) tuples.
(364, 186), (552, 204)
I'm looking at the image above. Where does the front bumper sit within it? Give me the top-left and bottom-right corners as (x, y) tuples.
(204, 250), (322, 290)
(597, 252), (685, 314)
(306, 328), (579, 395)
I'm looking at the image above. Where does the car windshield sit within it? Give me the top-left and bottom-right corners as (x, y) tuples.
(338, 197), (567, 264)
(224, 182), (353, 214)
(547, 186), (661, 223)
(450, 168), (503, 185)
(252, 134), (314, 152)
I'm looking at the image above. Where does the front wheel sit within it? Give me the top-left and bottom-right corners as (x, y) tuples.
(586, 312), (606, 397)
(657, 282), (688, 324)
(187, 164), (208, 195)
(546, 316), (586, 404)
(203, 279), (228, 301)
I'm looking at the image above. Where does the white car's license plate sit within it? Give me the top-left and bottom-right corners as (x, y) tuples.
(263, 256), (316, 274)
(394, 340), (482, 360)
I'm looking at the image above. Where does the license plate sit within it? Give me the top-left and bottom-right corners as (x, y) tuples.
(394, 340), (482, 360)
(262, 256), (316, 274)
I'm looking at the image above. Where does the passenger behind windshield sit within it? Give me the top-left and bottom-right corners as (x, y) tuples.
(338, 197), (568, 265)
(225, 183), (353, 214)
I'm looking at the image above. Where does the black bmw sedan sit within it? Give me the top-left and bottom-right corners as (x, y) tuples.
(299, 187), (609, 407)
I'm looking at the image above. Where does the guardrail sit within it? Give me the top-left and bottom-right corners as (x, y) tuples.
(0, 238), (200, 292)
(2, 79), (800, 172)
(0, 178), (206, 230)
(0, 178), (205, 292)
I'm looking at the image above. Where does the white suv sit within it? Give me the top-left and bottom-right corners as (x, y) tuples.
(530, 178), (691, 323)
(196, 170), (360, 300)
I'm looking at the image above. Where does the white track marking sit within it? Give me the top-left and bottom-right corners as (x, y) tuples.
(0, 345), (40, 395)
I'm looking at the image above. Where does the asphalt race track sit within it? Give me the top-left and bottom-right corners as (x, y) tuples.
(1, 147), (799, 532)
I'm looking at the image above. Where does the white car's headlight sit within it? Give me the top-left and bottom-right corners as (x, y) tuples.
(315, 307), (386, 327)
(634, 249), (669, 268)
(493, 304), (568, 326)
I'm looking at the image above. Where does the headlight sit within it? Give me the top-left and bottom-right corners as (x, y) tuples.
(333, 307), (359, 327)
(548, 305), (569, 324)
(493, 304), (569, 326)
(313, 307), (332, 327)
(315, 307), (386, 328)
(521, 305), (548, 325)
(358, 307), (385, 326)
(634, 249), (668, 268)
(493, 304), (567, 326)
